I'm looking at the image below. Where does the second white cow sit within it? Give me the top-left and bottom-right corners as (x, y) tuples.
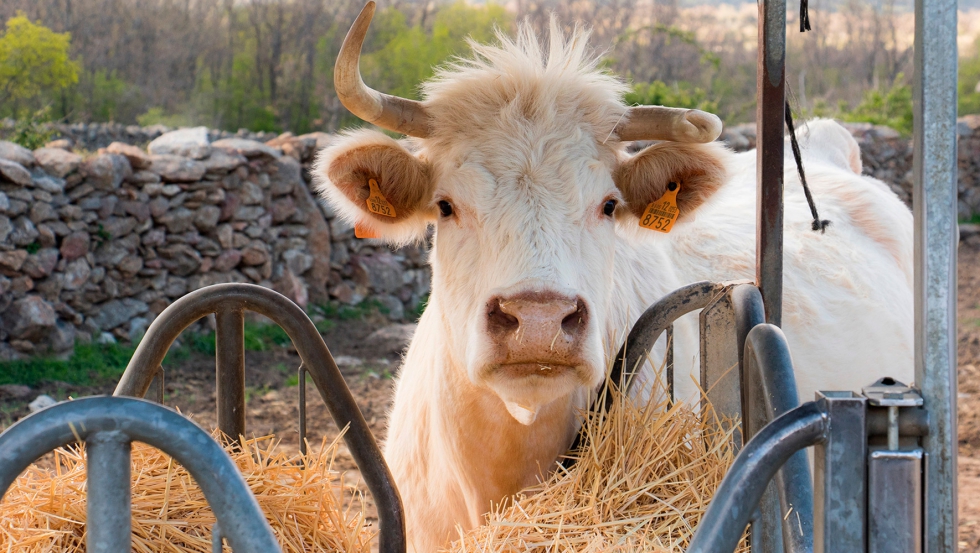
(316, 5), (913, 551)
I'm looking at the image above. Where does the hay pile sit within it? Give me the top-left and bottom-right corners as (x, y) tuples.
(0, 431), (374, 552)
(445, 384), (749, 553)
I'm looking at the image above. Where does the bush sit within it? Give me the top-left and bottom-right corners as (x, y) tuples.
(838, 75), (913, 135)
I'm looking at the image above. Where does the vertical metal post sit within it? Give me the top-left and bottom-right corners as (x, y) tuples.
(700, 292), (742, 444)
(756, 0), (786, 326)
(869, 449), (924, 553)
(86, 431), (132, 553)
(813, 391), (867, 553)
(913, 0), (958, 547)
(298, 363), (307, 456)
(215, 308), (246, 442)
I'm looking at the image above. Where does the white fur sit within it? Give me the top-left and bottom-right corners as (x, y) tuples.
(315, 22), (912, 552)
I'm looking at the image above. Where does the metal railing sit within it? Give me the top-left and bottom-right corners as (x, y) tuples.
(112, 282), (406, 553)
(0, 397), (282, 553)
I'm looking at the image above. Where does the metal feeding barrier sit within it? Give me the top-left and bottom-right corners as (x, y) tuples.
(111, 283), (407, 553)
(0, 397), (282, 553)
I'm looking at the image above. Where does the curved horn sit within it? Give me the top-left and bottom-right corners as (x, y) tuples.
(335, 1), (431, 137)
(615, 106), (723, 143)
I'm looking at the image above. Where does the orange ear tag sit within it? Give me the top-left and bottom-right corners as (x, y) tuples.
(638, 182), (680, 233)
(366, 178), (397, 218)
(354, 222), (380, 239)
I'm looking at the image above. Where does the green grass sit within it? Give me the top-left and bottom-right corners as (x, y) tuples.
(0, 341), (136, 387)
(961, 214), (980, 225)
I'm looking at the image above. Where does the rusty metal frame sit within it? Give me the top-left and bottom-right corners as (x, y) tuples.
(113, 283), (406, 553)
(0, 396), (282, 553)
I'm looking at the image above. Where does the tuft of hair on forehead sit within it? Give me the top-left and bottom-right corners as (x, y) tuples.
(420, 17), (630, 149)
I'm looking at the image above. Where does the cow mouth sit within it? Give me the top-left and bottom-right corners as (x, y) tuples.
(495, 363), (575, 379)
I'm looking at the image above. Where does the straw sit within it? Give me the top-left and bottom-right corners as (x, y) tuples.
(443, 373), (750, 553)
(0, 430), (374, 553)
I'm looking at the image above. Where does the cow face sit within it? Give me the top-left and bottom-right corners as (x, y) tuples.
(316, 6), (727, 425)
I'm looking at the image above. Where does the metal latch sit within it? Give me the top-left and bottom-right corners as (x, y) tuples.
(862, 377), (923, 451)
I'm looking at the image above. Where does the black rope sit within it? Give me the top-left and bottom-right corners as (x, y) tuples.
(784, 100), (830, 233)
(800, 0), (811, 32)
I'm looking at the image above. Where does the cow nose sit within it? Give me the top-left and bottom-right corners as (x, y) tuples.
(486, 292), (589, 349)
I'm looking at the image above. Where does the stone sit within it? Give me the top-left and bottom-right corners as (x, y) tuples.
(161, 184), (182, 196)
(45, 138), (72, 150)
(363, 323), (417, 355)
(129, 317), (150, 341)
(28, 201), (57, 224)
(34, 148), (82, 178)
(212, 249), (242, 272)
(282, 249), (313, 275)
(0, 141), (35, 167)
(119, 200), (151, 222)
(164, 276), (188, 297)
(216, 224), (234, 248)
(28, 395), (57, 413)
(0, 215), (10, 242)
(90, 297), (149, 330)
(234, 205), (265, 221)
(211, 138), (281, 159)
(62, 258), (91, 290)
(158, 207), (195, 233)
(241, 242), (269, 265)
(84, 153), (132, 190)
(33, 174), (66, 194)
(0, 384), (32, 399)
(118, 255), (144, 276)
(148, 155), (206, 182)
(274, 268), (308, 308)
(158, 243), (202, 276)
(106, 141), (152, 169)
(330, 282), (355, 304)
(103, 217), (137, 238)
(0, 249), (28, 272)
(202, 149), (247, 173)
(377, 294), (405, 320)
(2, 295), (57, 340)
(36, 224), (56, 248)
(130, 171), (161, 185)
(270, 196), (297, 223)
(60, 231), (91, 260)
(0, 158), (32, 186)
(241, 180), (264, 205)
(9, 216), (39, 246)
(352, 253), (404, 293)
(197, 237), (221, 256)
(22, 248), (59, 279)
(96, 332), (117, 344)
(0, 191), (8, 213)
(45, 320), (76, 353)
(147, 127), (211, 159)
(149, 196), (170, 218)
(194, 205), (222, 231)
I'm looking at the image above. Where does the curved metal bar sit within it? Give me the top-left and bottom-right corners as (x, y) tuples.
(113, 283), (406, 553)
(0, 397), (281, 553)
(686, 401), (828, 553)
(744, 324), (815, 553)
(610, 281), (728, 402)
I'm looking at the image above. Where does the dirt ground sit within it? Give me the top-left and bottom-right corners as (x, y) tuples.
(5, 245), (980, 549)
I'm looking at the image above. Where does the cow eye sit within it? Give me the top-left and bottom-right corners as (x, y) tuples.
(438, 200), (454, 218)
(602, 199), (617, 217)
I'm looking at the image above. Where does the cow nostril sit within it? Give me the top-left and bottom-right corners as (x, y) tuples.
(561, 299), (588, 335)
(487, 298), (520, 334)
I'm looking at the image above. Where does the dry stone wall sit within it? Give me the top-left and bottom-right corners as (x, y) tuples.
(1, 116), (979, 359)
(0, 129), (430, 360)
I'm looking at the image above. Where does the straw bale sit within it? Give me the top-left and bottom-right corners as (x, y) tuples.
(0, 431), (373, 552)
(443, 383), (750, 553)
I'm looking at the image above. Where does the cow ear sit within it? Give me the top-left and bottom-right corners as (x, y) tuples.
(314, 129), (434, 243)
(613, 142), (729, 224)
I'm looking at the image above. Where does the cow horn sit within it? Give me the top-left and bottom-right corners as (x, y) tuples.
(335, 1), (431, 137)
(615, 106), (723, 143)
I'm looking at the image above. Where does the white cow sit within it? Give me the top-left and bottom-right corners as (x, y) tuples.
(316, 5), (913, 551)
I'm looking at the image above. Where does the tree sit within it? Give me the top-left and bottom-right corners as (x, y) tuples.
(0, 13), (78, 117)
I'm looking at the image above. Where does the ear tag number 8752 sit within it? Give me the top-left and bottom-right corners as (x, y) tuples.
(639, 181), (680, 233)
(366, 178), (397, 218)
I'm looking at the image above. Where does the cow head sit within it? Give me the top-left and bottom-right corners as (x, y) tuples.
(316, 2), (728, 425)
